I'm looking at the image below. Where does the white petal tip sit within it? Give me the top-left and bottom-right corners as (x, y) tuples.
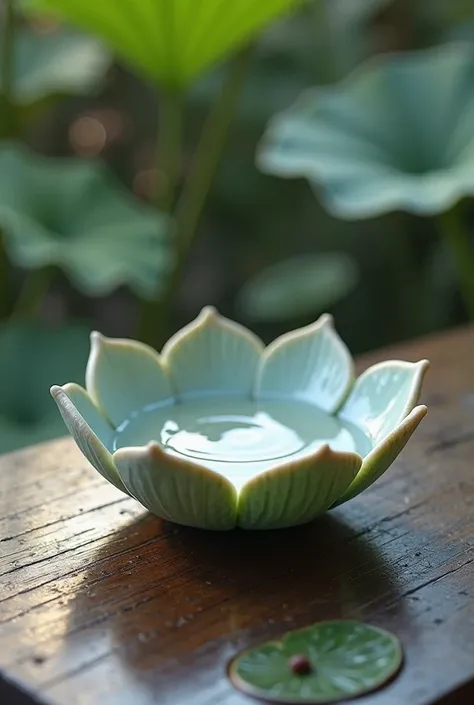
(319, 443), (362, 467)
(146, 440), (161, 452)
(90, 330), (106, 347)
(199, 305), (218, 321)
(319, 313), (334, 327)
(50, 384), (62, 398)
(145, 441), (173, 463)
(413, 360), (430, 386)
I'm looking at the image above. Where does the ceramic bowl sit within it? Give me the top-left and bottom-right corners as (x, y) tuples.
(51, 307), (429, 530)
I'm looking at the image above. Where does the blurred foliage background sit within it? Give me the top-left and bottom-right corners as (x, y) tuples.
(1, 0), (474, 453)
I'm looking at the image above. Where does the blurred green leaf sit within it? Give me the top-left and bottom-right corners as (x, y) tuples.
(323, 0), (394, 76)
(417, 0), (474, 31)
(190, 0), (389, 127)
(445, 20), (474, 42)
(237, 252), (359, 322)
(32, 0), (307, 87)
(0, 322), (90, 453)
(190, 9), (318, 126)
(191, 52), (310, 127)
(329, 0), (393, 28)
(6, 26), (112, 105)
(0, 142), (173, 298)
(257, 43), (474, 219)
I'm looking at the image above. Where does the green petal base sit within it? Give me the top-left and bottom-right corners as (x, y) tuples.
(228, 620), (403, 703)
(51, 307), (429, 530)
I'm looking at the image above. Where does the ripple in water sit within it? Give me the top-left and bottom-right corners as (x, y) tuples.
(113, 397), (372, 491)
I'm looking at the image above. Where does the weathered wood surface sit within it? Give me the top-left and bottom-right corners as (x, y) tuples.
(1, 326), (474, 705)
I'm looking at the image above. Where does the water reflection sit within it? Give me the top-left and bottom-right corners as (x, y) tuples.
(113, 397), (372, 491)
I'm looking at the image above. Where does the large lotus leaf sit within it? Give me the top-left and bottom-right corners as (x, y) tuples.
(0, 143), (172, 298)
(31, 0), (307, 88)
(3, 25), (112, 105)
(237, 253), (359, 322)
(257, 42), (474, 219)
(0, 323), (90, 453)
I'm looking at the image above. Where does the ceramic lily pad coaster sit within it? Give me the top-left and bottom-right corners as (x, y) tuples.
(228, 620), (403, 703)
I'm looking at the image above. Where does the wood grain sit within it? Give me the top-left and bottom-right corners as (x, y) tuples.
(1, 325), (474, 705)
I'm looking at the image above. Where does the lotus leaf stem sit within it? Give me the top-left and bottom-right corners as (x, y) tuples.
(0, 231), (11, 319)
(437, 203), (474, 320)
(0, 0), (15, 137)
(138, 44), (253, 347)
(158, 88), (183, 213)
(11, 267), (54, 320)
(175, 43), (253, 256)
(0, 0), (16, 318)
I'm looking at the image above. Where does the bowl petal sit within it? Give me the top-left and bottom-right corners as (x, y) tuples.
(237, 445), (361, 530)
(113, 443), (238, 530)
(50, 383), (128, 493)
(85, 332), (174, 426)
(162, 306), (264, 399)
(254, 314), (353, 412)
(339, 359), (429, 443)
(333, 404), (427, 507)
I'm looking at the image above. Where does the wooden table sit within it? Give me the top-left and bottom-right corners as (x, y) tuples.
(1, 326), (474, 705)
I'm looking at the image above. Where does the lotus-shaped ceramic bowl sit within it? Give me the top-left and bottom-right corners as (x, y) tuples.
(51, 308), (428, 530)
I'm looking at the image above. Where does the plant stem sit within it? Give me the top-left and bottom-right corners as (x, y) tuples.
(437, 203), (474, 320)
(319, 0), (343, 82)
(0, 0), (16, 137)
(0, 233), (11, 318)
(0, 0), (16, 319)
(137, 45), (253, 347)
(395, 222), (420, 338)
(11, 268), (53, 319)
(176, 44), (253, 256)
(136, 88), (184, 342)
(158, 89), (182, 213)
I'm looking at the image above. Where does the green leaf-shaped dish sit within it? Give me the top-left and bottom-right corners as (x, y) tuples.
(0, 142), (172, 298)
(257, 42), (474, 218)
(229, 620), (403, 703)
(51, 308), (428, 530)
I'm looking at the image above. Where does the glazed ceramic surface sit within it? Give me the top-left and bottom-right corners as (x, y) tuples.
(51, 307), (429, 530)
